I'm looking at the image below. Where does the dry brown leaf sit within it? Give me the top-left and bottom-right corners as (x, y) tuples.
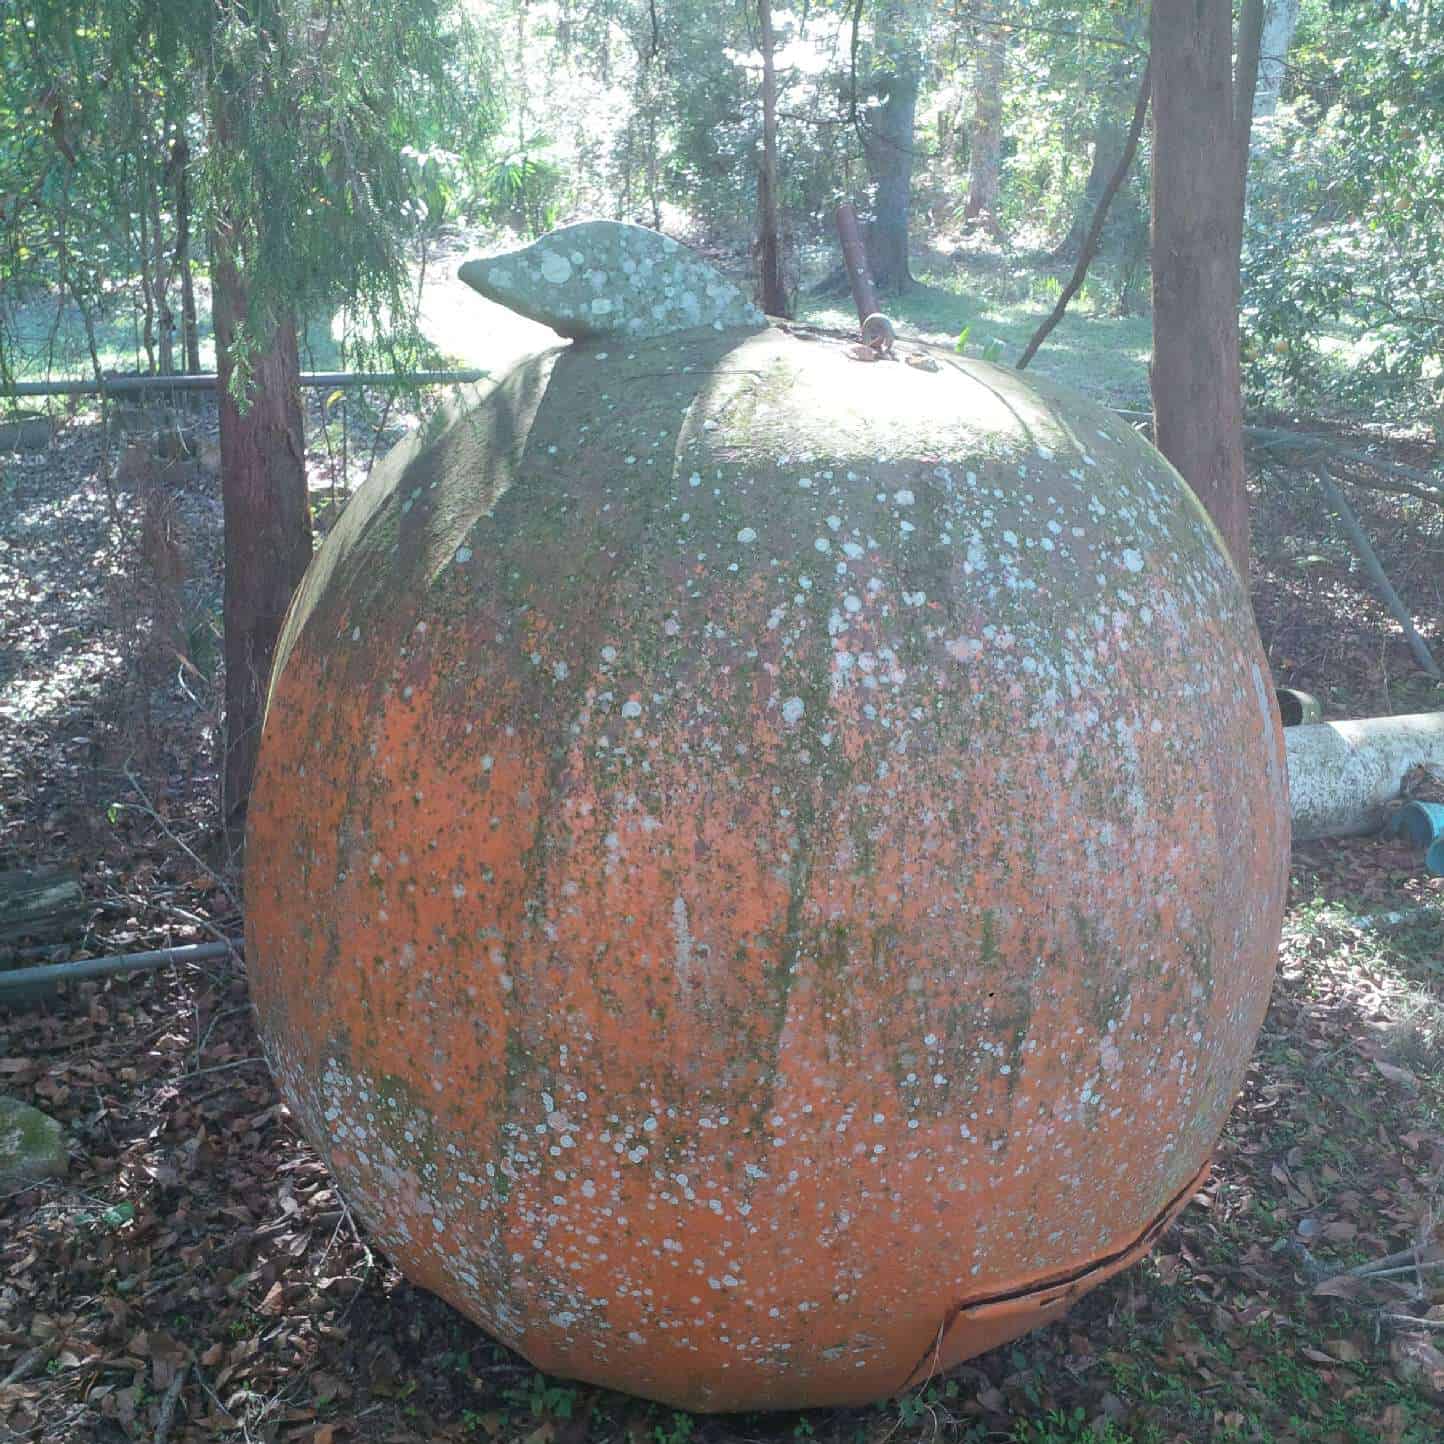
(1390, 1332), (1444, 1402)
(1373, 1059), (1419, 1089)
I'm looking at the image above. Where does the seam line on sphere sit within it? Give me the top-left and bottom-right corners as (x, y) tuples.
(896, 1154), (1213, 1392)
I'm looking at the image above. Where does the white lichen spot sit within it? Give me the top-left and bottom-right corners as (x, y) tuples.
(539, 251), (572, 285)
(781, 696), (805, 725)
(737, 527), (758, 544)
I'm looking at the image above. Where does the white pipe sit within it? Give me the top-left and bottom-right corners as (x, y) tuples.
(1287, 711), (1444, 841)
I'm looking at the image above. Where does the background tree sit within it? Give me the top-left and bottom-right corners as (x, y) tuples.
(1149, 0), (1262, 574)
(963, 1), (1006, 235)
(858, 0), (926, 290)
(4, 0), (495, 841)
(1254, 0), (1301, 118)
(756, 0), (790, 313)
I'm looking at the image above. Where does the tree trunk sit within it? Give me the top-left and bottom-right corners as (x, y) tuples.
(212, 250), (311, 840)
(176, 139), (202, 375)
(153, 178), (176, 377)
(1053, 115), (1124, 263)
(137, 186), (157, 373)
(862, 62), (919, 292)
(1254, 0), (1300, 118)
(1149, 0), (1261, 576)
(1018, 57), (1150, 371)
(756, 0), (789, 315)
(964, 5), (1006, 235)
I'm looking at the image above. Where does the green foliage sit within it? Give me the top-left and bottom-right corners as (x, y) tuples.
(1242, 1), (1444, 421)
(0, 0), (500, 390)
(651, 1409), (695, 1444)
(1010, 1409), (1135, 1444)
(482, 143), (565, 236)
(505, 1373), (579, 1420)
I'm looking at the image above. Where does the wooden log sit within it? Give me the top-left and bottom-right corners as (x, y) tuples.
(0, 868), (86, 946)
(1287, 712), (1444, 841)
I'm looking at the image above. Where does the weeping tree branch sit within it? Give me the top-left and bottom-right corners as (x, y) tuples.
(1016, 55), (1151, 371)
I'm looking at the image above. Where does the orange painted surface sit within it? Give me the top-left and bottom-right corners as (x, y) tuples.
(247, 328), (1289, 1411)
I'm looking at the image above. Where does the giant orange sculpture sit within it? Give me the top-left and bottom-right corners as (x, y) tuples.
(246, 222), (1289, 1411)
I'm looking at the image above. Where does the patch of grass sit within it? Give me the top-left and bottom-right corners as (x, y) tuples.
(797, 260), (1152, 408)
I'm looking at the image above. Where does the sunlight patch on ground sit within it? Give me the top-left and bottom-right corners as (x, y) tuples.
(0, 477), (129, 731)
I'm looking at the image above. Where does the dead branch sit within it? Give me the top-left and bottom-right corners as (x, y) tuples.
(1315, 464), (1441, 679)
(1018, 58), (1150, 371)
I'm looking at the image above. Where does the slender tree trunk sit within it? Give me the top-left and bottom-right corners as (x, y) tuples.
(1150, 0), (1262, 576)
(1053, 116), (1124, 263)
(964, 4), (1006, 235)
(153, 176), (176, 377)
(1254, 0), (1300, 117)
(175, 137), (202, 375)
(212, 247), (312, 839)
(1018, 58), (1150, 370)
(756, 0), (788, 314)
(137, 183), (157, 373)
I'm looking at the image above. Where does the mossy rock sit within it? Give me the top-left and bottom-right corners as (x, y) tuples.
(0, 1096), (68, 1190)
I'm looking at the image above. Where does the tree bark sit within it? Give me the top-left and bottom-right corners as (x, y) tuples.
(173, 135), (202, 376)
(1053, 113), (1125, 264)
(861, 64), (919, 291)
(964, 4), (1006, 235)
(153, 176), (176, 376)
(756, 0), (789, 315)
(212, 249), (311, 839)
(1254, 0), (1300, 118)
(1149, 0), (1261, 576)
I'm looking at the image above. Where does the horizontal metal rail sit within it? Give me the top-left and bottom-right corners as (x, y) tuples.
(0, 938), (240, 992)
(5, 369), (485, 399)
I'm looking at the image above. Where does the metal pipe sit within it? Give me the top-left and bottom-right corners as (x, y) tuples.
(5, 370), (485, 400)
(0, 939), (239, 993)
(834, 203), (880, 329)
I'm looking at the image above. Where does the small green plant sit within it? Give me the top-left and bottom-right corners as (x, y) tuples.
(89, 1200), (136, 1231)
(953, 324), (1005, 364)
(1010, 1408), (1134, 1444)
(652, 1409), (694, 1444)
(507, 1373), (578, 1421)
(1032, 274), (1063, 305)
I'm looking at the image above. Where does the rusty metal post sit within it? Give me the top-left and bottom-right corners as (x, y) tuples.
(834, 203), (880, 331)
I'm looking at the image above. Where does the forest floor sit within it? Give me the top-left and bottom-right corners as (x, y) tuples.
(3, 247), (1444, 1444)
